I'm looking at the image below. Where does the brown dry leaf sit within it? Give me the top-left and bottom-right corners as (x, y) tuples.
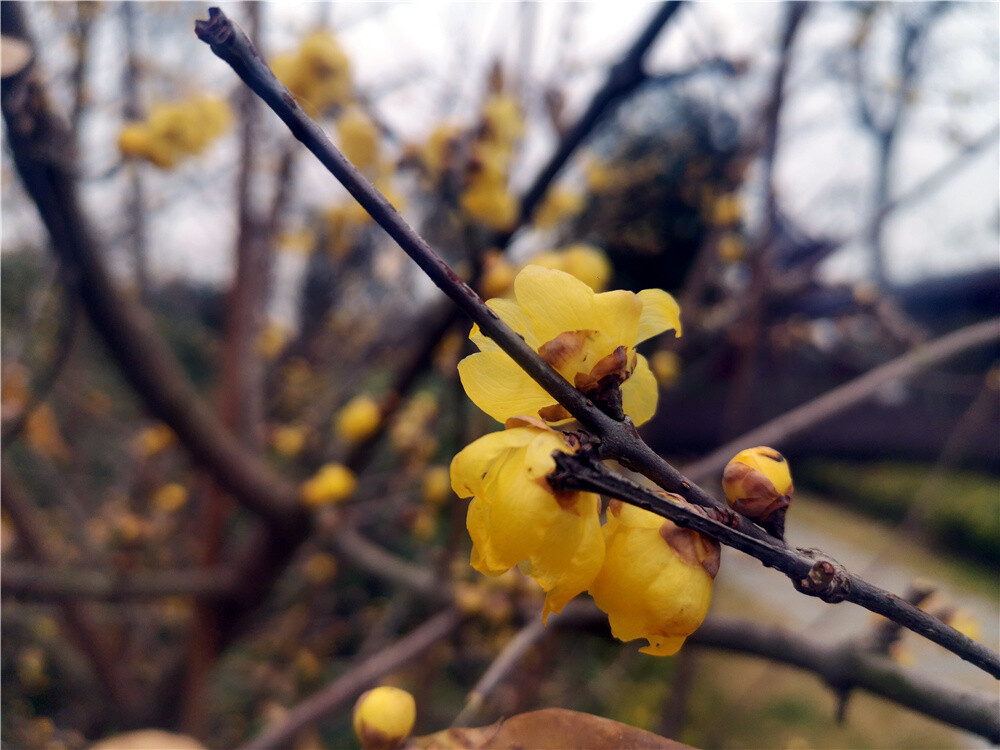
(89, 729), (206, 749)
(412, 708), (695, 750)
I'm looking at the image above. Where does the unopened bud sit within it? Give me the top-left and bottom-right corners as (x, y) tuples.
(722, 446), (792, 538)
(352, 686), (416, 750)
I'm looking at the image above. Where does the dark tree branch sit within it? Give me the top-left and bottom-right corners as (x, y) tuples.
(1, 562), (239, 601)
(682, 317), (1000, 483)
(238, 609), (464, 750)
(195, 6), (1000, 680)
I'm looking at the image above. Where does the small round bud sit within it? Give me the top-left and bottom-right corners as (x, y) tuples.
(722, 446), (793, 538)
(352, 686), (416, 750)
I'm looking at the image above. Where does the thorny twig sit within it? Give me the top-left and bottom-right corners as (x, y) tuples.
(195, 6), (1000, 680)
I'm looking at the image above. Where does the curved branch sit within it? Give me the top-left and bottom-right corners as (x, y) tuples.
(194, 7), (1000, 680)
(238, 609), (464, 750)
(1, 562), (239, 601)
(1, 33), (304, 532)
(682, 317), (1000, 483)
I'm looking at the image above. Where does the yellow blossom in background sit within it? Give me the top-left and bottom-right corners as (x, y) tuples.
(411, 510), (437, 541)
(257, 322), (292, 360)
(945, 609), (981, 642)
(152, 483), (188, 514)
(451, 417), (604, 620)
(337, 107), (379, 170)
(335, 395), (382, 445)
(25, 405), (71, 461)
(421, 465), (451, 507)
(303, 552), (338, 585)
(584, 156), (617, 193)
(136, 423), (175, 458)
(324, 204), (368, 257)
(459, 265), (681, 425)
(482, 94), (524, 145)
(275, 228), (316, 257)
(533, 188), (585, 229)
(479, 250), (518, 298)
(352, 686), (416, 750)
(709, 192), (742, 226)
(274, 31), (352, 117)
(650, 350), (681, 389)
(530, 244), (613, 292)
(590, 501), (718, 655)
(460, 174), (518, 231)
(421, 123), (462, 181)
(301, 463), (357, 507)
(271, 424), (309, 458)
(717, 232), (745, 263)
(117, 97), (231, 169)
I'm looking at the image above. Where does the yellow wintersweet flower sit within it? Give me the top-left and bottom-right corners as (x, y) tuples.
(722, 446), (793, 535)
(533, 189), (585, 229)
(479, 250), (518, 298)
(152, 483), (188, 514)
(271, 424), (309, 457)
(650, 350), (681, 389)
(136, 423), (175, 458)
(459, 265), (680, 425)
(335, 395), (382, 445)
(590, 501), (718, 656)
(301, 463), (357, 507)
(450, 416), (604, 621)
(337, 107), (379, 170)
(482, 94), (524, 145)
(460, 177), (518, 231)
(421, 465), (451, 507)
(530, 244), (612, 292)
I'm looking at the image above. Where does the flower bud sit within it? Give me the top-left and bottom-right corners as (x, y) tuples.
(352, 686), (416, 750)
(722, 446), (792, 539)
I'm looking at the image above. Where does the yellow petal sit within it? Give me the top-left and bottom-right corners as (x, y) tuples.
(522, 430), (572, 479)
(591, 289), (642, 349)
(467, 496), (510, 576)
(458, 351), (554, 423)
(485, 452), (560, 568)
(639, 636), (687, 656)
(470, 297), (537, 352)
(514, 266), (596, 345)
(636, 289), (682, 343)
(525, 494), (604, 622)
(621, 355), (658, 426)
(450, 427), (534, 498)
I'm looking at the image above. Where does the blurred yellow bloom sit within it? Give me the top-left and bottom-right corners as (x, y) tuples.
(257, 323), (292, 360)
(710, 193), (742, 226)
(335, 395), (382, 445)
(136, 423), (175, 458)
(421, 123), (462, 180)
(274, 31), (352, 117)
(152, 483), (188, 514)
(479, 250), (518, 298)
(530, 244), (612, 292)
(460, 177), (518, 231)
(650, 350), (681, 389)
(304, 552), (338, 585)
(337, 107), (379, 170)
(25, 405), (70, 461)
(421, 465), (451, 507)
(459, 265), (680, 425)
(590, 501), (717, 656)
(533, 189), (585, 229)
(271, 425), (309, 457)
(117, 97), (231, 169)
(450, 417), (604, 621)
(717, 232), (745, 263)
(482, 94), (524, 145)
(353, 686), (416, 750)
(301, 463), (357, 507)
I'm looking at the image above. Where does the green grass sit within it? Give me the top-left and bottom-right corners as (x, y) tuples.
(798, 459), (1000, 566)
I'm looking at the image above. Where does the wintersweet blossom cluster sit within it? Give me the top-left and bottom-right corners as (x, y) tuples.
(271, 31), (352, 117)
(451, 266), (717, 655)
(118, 97), (231, 169)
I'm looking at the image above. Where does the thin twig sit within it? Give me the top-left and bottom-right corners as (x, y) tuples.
(682, 317), (1000, 483)
(238, 609), (464, 750)
(1, 562), (239, 601)
(194, 6), (1000, 680)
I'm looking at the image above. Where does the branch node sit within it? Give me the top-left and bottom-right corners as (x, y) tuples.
(794, 549), (851, 603)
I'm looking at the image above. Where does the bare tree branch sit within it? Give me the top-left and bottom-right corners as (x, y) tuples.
(682, 317), (1000, 483)
(194, 6), (1000, 680)
(238, 609), (464, 750)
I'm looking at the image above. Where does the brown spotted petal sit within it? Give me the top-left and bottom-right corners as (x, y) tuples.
(538, 329), (600, 372)
(659, 520), (721, 578)
(721, 462), (789, 522)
